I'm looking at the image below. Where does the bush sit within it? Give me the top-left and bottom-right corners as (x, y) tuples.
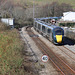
(59, 23), (75, 27)
(0, 22), (10, 31)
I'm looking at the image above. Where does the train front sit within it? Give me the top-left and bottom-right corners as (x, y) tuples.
(53, 27), (64, 44)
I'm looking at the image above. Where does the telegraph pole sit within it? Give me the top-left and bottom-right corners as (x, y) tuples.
(33, 0), (35, 27)
(33, 0), (34, 19)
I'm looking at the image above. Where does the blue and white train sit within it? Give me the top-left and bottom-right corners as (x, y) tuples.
(34, 19), (64, 44)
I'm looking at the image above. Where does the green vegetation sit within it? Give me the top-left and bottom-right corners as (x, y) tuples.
(11, 0), (75, 7)
(59, 22), (75, 27)
(0, 22), (25, 75)
(34, 0), (75, 7)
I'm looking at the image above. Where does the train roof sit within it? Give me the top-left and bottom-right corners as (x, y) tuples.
(35, 20), (63, 30)
(34, 17), (61, 21)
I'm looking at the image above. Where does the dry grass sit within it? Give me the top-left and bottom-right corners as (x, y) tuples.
(0, 22), (26, 75)
(0, 22), (10, 31)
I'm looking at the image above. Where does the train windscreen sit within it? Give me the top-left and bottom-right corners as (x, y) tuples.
(54, 28), (64, 35)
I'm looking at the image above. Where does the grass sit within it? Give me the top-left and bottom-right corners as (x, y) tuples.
(11, 0), (75, 8)
(0, 22), (25, 75)
(35, 0), (75, 8)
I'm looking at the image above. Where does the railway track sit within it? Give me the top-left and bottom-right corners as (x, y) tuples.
(26, 27), (75, 75)
(63, 46), (75, 55)
(57, 46), (75, 61)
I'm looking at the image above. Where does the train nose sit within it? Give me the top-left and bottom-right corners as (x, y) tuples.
(56, 35), (62, 43)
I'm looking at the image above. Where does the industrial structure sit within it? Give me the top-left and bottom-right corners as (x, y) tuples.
(61, 11), (75, 21)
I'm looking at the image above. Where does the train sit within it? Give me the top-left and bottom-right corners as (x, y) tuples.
(34, 19), (64, 44)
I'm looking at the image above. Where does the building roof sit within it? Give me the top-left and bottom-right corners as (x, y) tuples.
(62, 11), (75, 21)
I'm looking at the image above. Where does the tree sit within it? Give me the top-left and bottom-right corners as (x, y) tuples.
(35, 2), (73, 17)
(59, 3), (73, 16)
(49, 2), (73, 17)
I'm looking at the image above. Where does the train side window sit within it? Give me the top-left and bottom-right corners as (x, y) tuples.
(42, 26), (45, 33)
(38, 24), (41, 30)
(47, 29), (51, 34)
(35, 22), (37, 27)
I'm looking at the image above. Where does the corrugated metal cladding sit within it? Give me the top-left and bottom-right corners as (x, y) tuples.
(62, 11), (75, 21)
(1, 18), (14, 26)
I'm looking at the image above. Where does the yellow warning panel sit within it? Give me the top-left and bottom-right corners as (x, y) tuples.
(56, 35), (62, 43)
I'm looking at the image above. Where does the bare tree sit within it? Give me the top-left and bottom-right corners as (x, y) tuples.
(59, 3), (73, 16)
(35, 2), (73, 17)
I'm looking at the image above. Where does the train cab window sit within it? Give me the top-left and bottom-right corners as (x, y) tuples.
(55, 29), (64, 35)
(47, 29), (51, 34)
(42, 26), (45, 33)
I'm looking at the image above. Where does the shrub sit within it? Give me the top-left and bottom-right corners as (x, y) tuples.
(59, 23), (75, 27)
(0, 22), (10, 31)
